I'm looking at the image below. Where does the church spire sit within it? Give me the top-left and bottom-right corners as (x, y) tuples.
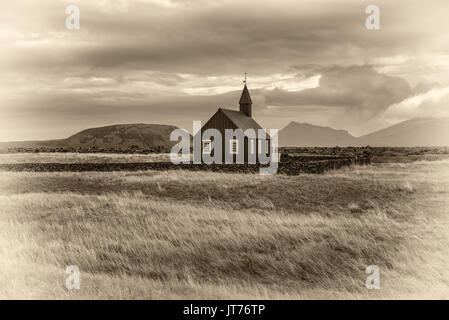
(239, 82), (252, 117)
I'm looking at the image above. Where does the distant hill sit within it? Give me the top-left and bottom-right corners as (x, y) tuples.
(357, 118), (449, 147)
(279, 118), (449, 147)
(279, 122), (357, 147)
(0, 124), (181, 151)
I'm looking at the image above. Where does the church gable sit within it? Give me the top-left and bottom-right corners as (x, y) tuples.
(201, 84), (266, 136)
(201, 108), (238, 134)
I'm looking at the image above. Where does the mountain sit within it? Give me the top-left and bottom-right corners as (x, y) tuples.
(279, 118), (449, 147)
(0, 124), (181, 150)
(279, 122), (357, 147)
(357, 117), (449, 147)
(2, 117), (449, 150)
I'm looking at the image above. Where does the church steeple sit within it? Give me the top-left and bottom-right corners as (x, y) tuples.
(239, 83), (252, 117)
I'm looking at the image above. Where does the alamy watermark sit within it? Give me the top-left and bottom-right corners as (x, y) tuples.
(365, 265), (380, 289)
(65, 265), (80, 290)
(365, 5), (380, 30)
(65, 5), (80, 30)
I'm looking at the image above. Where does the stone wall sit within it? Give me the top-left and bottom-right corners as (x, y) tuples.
(0, 155), (370, 175)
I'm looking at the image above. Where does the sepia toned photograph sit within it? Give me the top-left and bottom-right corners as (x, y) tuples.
(1, 0), (449, 306)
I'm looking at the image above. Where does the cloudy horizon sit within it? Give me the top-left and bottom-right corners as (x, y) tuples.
(1, 0), (449, 141)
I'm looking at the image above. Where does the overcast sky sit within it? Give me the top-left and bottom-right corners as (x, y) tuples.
(1, 0), (449, 141)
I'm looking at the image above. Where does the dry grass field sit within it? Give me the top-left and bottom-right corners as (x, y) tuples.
(0, 152), (172, 164)
(0, 156), (448, 299)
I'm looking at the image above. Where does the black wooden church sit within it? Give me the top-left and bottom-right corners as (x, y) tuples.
(200, 83), (270, 163)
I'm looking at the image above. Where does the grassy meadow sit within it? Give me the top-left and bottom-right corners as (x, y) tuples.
(0, 157), (449, 299)
(0, 152), (172, 164)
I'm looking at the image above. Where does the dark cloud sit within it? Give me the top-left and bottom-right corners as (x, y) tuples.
(5, 0), (448, 76)
(263, 66), (412, 120)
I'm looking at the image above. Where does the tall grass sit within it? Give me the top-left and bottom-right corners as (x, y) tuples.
(0, 160), (448, 299)
(0, 152), (171, 164)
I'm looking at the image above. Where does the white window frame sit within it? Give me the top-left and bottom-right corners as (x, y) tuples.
(230, 138), (238, 155)
(202, 139), (212, 154)
(258, 139), (270, 154)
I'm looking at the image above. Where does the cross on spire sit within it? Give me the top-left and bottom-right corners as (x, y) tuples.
(243, 72), (247, 83)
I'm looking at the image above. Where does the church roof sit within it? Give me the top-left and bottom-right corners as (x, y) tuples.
(220, 108), (268, 138)
(239, 84), (252, 104)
